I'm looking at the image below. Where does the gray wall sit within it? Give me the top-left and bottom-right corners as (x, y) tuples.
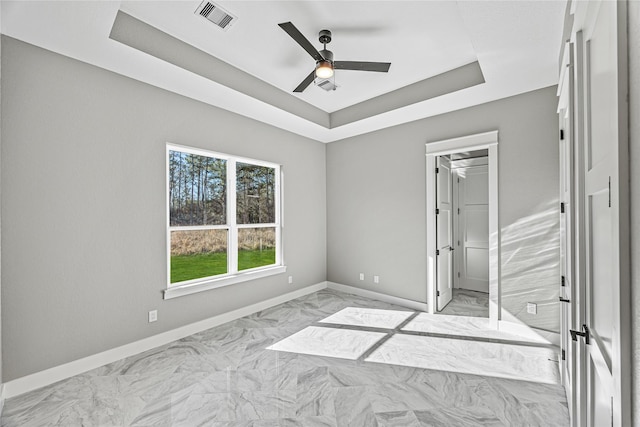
(629, 0), (639, 422)
(0, 36), (326, 382)
(327, 86), (560, 332)
(0, 20), (3, 392)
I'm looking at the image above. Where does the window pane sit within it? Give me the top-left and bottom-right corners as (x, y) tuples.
(170, 229), (228, 283)
(238, 227), (276, 271)
(236, 162), (275, 224)
(169, 150), (226, 226)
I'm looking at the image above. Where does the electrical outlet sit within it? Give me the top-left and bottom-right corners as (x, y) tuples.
(527, 303), (537, 315)
(373, 275), (379, 284)
(288, 276), (293, 284)
(148, 310), (158, 323)
(359, 273), (365, 281)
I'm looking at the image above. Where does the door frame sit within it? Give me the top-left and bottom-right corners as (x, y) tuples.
(557, 37), (578, 424)
(426, 130), (500, 327)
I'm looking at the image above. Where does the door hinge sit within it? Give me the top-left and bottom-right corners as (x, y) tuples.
(435, 208), (440, 215)
(560, 202), (565, 213)
(561, 276), (566, 287)
(437, 290), (441, 297)
(457, 177), (460, 183)
(457, 208), (460, 214)
(436, 249), (440, 256)
(570, 324), (591, 345)
(608, 176), (611, 207)
(559, 296), (571, 303)
(435, 167), (439, 173)
(560, 129), (565, 140)
(457, 272), (461, 278)
(561, 349), (566, 361)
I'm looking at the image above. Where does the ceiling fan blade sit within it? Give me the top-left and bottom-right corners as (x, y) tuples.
(293, 70), (316, 93)
(278, 22), (324, 62)
(334, 61), (391, 72)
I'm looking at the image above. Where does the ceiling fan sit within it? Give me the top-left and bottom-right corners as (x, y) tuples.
(278, 22), (391, 93)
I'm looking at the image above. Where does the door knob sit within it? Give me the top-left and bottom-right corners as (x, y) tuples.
(569, 324), (590, 345)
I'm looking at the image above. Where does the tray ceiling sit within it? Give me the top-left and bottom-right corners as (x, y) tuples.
(1, 1), (567, 142)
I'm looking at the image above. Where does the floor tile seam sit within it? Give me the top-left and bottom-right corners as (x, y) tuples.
(309, 321), (396, 334)
(394, 311), (422, 331)
(396, 329), (559, 349)
(356, 332), (395, 363)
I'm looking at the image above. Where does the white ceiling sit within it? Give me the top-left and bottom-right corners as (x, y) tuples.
(121, 1), (479, 113)
(1, 1), (567, 143)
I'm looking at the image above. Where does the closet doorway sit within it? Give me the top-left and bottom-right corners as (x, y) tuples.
(426, 131), (499, 326)
(449, 151), (489, 317)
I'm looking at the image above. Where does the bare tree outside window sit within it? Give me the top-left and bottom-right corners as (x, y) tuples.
(236, 162), (275, 224)
(169, 151), (226, 226)
(236, 162), (276, 270)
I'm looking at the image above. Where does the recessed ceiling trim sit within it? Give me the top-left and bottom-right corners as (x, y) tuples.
(109, 10), (488, 133)
(330, 61), (485, 129)
(109, 10), (330, 128)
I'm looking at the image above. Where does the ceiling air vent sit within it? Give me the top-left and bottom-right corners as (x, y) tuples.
(195, 1), (236, 31)
(316, 78), (337, 92)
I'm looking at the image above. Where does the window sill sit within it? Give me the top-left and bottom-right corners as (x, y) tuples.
(163, 265), (287, 300)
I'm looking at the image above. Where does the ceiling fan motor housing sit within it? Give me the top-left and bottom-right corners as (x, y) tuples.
(319, 49), (333, 63)
(318, 29), (332, 45)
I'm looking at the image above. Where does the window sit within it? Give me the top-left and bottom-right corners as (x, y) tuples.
(166, 144), (283, 298)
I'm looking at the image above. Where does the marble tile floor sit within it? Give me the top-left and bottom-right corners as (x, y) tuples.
(439, 289), (490, 318)
(2, 288), (569, 427)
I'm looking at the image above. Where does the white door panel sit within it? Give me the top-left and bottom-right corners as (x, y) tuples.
(591, 359), (612, 427)
(465, 248), (489, 281)
(465, 208), (489, 243)
(456, 165), (489, 293)
(464, 171), (488, 204)
(438, 211), (452, 248)
(590, 188), (613, 357)
(585, 154), (615, 427)
(575, 0), (630, 424)
(436, 156), (453, 310)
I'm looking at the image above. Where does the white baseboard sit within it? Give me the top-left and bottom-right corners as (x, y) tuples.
(327, 282), (428, 312)
(4, 282), (328, 399)
(498, 320), (561, 346)
(0, 384), (5, 419)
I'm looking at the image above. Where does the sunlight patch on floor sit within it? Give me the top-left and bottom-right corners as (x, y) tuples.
(318, 307), (414, 329)
(266, 326), (387, 360)
(365, 333), (560, 384)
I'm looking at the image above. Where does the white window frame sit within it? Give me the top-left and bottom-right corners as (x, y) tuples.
(164, 143), (285, 300)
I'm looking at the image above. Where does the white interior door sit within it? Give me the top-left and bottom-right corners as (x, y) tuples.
(456, 164), (489, 293)
(577, 1), (630, 425)
(558, 43), (576, 421)
(436, 156), (453, 310)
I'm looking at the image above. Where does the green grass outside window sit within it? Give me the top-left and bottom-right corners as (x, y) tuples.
(171, 248), (276, 283)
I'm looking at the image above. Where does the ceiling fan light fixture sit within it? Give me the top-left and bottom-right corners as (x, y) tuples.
(278, 22), (390, 93)
(315, 60), (334, 79)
